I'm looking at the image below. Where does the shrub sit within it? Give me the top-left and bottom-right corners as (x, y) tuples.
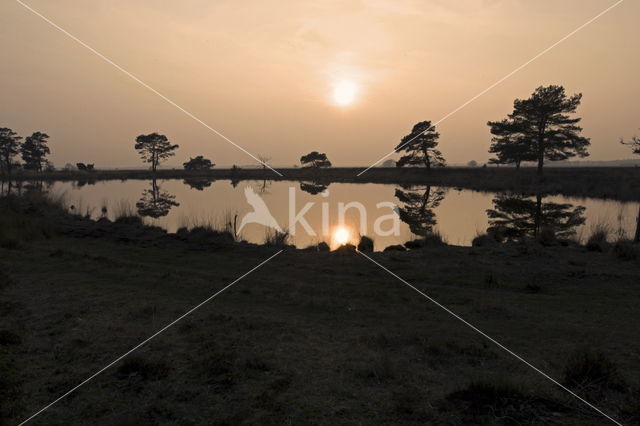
(486, 226), (506, 243)
(334, 243), (356, 254)
(317, 241), (330, 252)
(187, 226), (234, 244)
(183, 155), (214, 170)
(405, 232), (446, 249)
(562, 349), (625, 393)
(537, 227), (557, 246)
(613, 239), (638, 260)
(425, 231), (446, 246)
(264, 229), (290, 247)
(586, 224), (610, 252)
(472, 233), (498, 247)
(357, 235), (374, 252)
(303, 241), (330, 252)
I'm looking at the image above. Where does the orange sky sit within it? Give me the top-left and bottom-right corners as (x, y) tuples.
(1, 0), (638, 168)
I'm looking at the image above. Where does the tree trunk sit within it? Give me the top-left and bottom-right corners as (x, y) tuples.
(421, 186), (431, 212)
(515, 160), (521, 169)
(634, 205), (640, 243)
(151, 179), (159, 201)
(537, 146), (544, 176)
(537, 124), (546, 177)
(422, 144), (431, 172)
(152, 152), (157, 173)
(3, 155), (11, 175)
(533, 193), (542, 238)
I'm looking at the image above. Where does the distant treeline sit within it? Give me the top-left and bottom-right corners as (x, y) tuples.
(2, 85), (639, 177)
(5, 166), (640, 202)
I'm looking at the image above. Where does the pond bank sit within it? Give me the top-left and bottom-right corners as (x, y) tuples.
(3, 166), (640, 201)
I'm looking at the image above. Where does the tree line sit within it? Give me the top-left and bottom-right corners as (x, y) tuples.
(395, 85), (639, 175)
(0, 129), (51, 175)
(2, 84), (638, 176)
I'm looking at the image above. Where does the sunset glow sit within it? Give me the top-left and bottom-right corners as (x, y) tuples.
(332, 226), (351, 245)
(332, 80), (358, 107)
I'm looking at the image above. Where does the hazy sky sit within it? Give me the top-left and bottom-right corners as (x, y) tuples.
(1, 0), (638, 168)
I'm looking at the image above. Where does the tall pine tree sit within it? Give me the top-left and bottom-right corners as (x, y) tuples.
(395, 121), (445, 170)
(21, 132), (51, 172)
(0, 128), (22, 175)
(487, 86), (590, 175)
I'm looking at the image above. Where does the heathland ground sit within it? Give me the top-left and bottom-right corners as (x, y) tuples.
(1, 190), (639, 424)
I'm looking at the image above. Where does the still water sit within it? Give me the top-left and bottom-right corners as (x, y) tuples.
(49, 179), (639, 250)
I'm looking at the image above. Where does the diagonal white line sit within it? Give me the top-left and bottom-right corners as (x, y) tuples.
(14, 0), (283, 177)
(357, 251), (622, 425)
(19, 250), (284, 425)
(357, 0), (625, 176)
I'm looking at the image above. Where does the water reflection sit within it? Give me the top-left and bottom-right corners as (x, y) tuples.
(257, 179), (272, 195)
(16, 179), (639, 247)
(23, 179), (53, 194)
(183, 177), (214, 191)
(299, 181), (329, 195)
(0, 179), (53, 196)
(486, 193), (586, 240)
(394, 185), (446, 237)
(136, 179), (179, 218)
(74, 179), (97, 188)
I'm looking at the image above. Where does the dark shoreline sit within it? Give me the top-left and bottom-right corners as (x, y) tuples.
(3, 166), (640, 201)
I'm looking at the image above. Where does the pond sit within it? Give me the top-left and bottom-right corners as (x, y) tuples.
(28, 179), (640, 249)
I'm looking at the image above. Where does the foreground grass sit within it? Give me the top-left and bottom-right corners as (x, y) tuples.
(2, 219), (640, 424)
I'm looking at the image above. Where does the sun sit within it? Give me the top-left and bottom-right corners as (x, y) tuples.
(333, 226), (351, 245)
(332, 80), (358, 106)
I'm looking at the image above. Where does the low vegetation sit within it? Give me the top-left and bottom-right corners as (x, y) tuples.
(586, 223), (611, 252)
(264, 228), (291, 247)
(1, 192), (639, 423)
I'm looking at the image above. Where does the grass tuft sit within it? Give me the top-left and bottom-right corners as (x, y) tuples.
(471, 233), (498, 247)
(586, 223), (611, 252)
(264, 229), (290, 247)
(613, 239), (638, 260)
(562, 349), (626, 394)
(357, 235), (374, 252)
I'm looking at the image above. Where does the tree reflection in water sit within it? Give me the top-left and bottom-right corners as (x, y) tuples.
(299, 181), (329, 195)
(394, 185), (446, 237)
(0, 179), (53, 196)
(183, 177), (214, 191)
(487, 193), (585, 241)
(136, 179), (179, 218)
